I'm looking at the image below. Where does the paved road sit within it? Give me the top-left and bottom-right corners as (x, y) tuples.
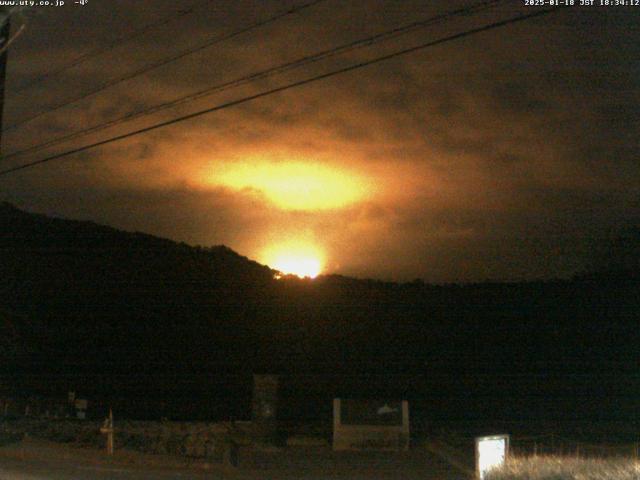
(0, 452), (463, 480)
(0, 440), (464, 480)
(0, 439), (226, 480)
(0, 455), (221, 480)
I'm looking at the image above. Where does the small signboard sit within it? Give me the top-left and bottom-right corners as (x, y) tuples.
(333, 398), (410, 451)
(74, 398), (88, 420)
(476, 434), (509, 480)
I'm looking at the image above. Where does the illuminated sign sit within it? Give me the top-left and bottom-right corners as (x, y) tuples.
(475, 434), (509, 479)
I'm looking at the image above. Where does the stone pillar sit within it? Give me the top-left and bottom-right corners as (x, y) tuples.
(252, 374), (279, 444)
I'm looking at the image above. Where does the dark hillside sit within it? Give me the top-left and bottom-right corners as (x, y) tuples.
(0, 202), (275, 371)
(1, 204), (638, 430)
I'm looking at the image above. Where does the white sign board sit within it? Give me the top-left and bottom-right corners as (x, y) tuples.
(476, 434), (509, 480)
(333, 399), (410, 451)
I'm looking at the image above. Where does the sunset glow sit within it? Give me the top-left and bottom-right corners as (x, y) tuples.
(213, 160), (369, 211)
(262, 242), (324, 279)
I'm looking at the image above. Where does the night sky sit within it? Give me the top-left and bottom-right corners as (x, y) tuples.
(1, 0), (638, 282)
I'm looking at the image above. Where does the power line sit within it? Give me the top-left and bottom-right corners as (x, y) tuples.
(0, 22), (26, 56)
(3, 0), (328, 133)
(11, 0), (215, 95)
(0, 6), (566, 178)
(1, 0), (507, 163)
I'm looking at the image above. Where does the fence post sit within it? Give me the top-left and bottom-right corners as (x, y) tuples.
(100, 409), (114, 455)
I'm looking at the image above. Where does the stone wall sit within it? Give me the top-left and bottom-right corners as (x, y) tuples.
(0, 416), (251, 461)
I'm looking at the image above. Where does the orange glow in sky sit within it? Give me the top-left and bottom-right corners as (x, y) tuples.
(262, 241), (324, 278)
(212, 159), (369, 211)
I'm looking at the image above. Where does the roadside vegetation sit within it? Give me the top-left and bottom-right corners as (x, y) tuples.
(487, 456), (640, 480)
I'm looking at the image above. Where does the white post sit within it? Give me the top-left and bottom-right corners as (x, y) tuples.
(100, 408), (114, 455)
(332, 398), (341, 450)
(107, 409), (114, 455)
(401, 400), (410, 450)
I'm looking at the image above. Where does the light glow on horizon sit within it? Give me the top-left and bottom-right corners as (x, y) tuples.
(211, 159), (369, 211)
(262, 241), (324, 279)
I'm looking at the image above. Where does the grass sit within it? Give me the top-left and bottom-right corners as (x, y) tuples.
(486, 456), (640, 480)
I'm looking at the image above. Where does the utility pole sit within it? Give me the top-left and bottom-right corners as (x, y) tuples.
(0, 7), (10, 154)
